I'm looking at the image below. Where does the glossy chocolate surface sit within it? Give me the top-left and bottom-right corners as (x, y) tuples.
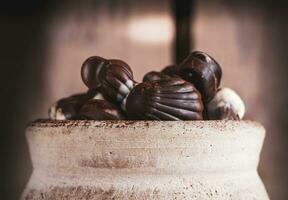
(161, 65), (178, 76)
(209, 106), (240, 120)
(51, 52), (246, 122)
(49, 90), (97, 120)
(81, 56), (107, 89)
(81, 56), (134, 104)
(142, 71), (171, 82)
(78, 99), (125, 120)
(126, 77), (204, 120)
(177, 51), (222, 102)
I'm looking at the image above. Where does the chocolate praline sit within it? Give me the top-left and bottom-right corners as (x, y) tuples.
(125, 77), (204, 120)
(48, 89), (98, 120)
(81, 56), (135, 104)
(177, 51), (222, 102)
(161, 65), (178, 76)
(81, 56), (107, 89)
(78, 99), (125, 120)
(142, 71), (171, 82)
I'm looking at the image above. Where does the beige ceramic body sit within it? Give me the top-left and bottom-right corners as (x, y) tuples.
(22, 120), (269, 200)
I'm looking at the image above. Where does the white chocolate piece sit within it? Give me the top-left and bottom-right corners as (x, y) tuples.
(120, 82), (138, 111)
(116, 93), (124, 102)
(55, 108), (66, 120)
(118, 84), (130, 96)
(48, 103), (57, 120)
(92, 93), (104, 100)
(107, 79), (135, 104)
(126, 79), (134, 90)
(48, 103), (67, 120)
(117, 79), (135, 101)
(120, 95), (128, 111)
(207, 88), (245, 120)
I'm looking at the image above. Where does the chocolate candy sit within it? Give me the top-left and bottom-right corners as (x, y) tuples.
(142, 71), (171, 82)
(207, 88), (245, 120)
(78, 99), (125, 120)
(48, 89), (98, 120)
(81, 56), (135, 104)
(177, 51), (222, 102)
(81, 56), (107, 89)
(50, 52), (248, 122)
(161, 65), (178, 76)
(125, 77), (204, 120)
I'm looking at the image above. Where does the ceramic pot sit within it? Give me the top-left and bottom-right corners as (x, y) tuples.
(22, 120), (269, 200)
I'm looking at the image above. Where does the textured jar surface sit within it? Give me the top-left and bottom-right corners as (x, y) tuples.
(22, 120), (269, 200)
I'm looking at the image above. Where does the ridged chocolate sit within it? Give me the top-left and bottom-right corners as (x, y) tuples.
(48, 89), (98, 120)
(142, 71), (171, 82)
(126, 77), (204, 120)
(81, 56), (107, 89)
(81, 56), (135, 104)
(177, 51), (222, 102)
(207, 88), (245, 120)
(209, 106), (240, 120)
(161, 65), (178, 76)
(100, 59), (135, 103)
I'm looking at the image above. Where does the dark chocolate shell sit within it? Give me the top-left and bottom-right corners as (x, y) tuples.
(143, 71), (171, 82)
(81, 56), (135, 104)
(125, 77), (204, 120)
(100, 59), (135, 103)
(78, 99), (125, 120)
(48, 89), (98, 120)
(81, 56), (107, 89)
(177, 51), (222, 102)
(161, 65), (178, 76)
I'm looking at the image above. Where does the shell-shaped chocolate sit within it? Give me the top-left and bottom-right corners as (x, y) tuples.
(161, 65), (178, 76)
(48, 89), (98, 120)
(81, 56), (135, 104)
(177, 51), (222, 102)
(101, 59), (135, 103)
(207, 88), (245, 120)
(125, 77), (204, 120)
(78, 99), (125, 120)
(81, 56), (107, 89)
(142, 71), (171, 82)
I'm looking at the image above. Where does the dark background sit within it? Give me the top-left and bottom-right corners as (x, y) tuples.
(1, 0), (288, 199)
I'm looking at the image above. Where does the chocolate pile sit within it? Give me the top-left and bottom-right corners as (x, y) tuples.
(49, 51), (245, 121)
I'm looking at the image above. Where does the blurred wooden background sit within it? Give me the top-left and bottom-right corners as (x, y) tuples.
(0, 0), (287, 199)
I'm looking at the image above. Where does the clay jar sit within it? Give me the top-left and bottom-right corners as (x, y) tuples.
(22, 120), (269, 200)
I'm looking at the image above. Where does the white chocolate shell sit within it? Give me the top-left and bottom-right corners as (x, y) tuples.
(207, 88), (245, 120)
